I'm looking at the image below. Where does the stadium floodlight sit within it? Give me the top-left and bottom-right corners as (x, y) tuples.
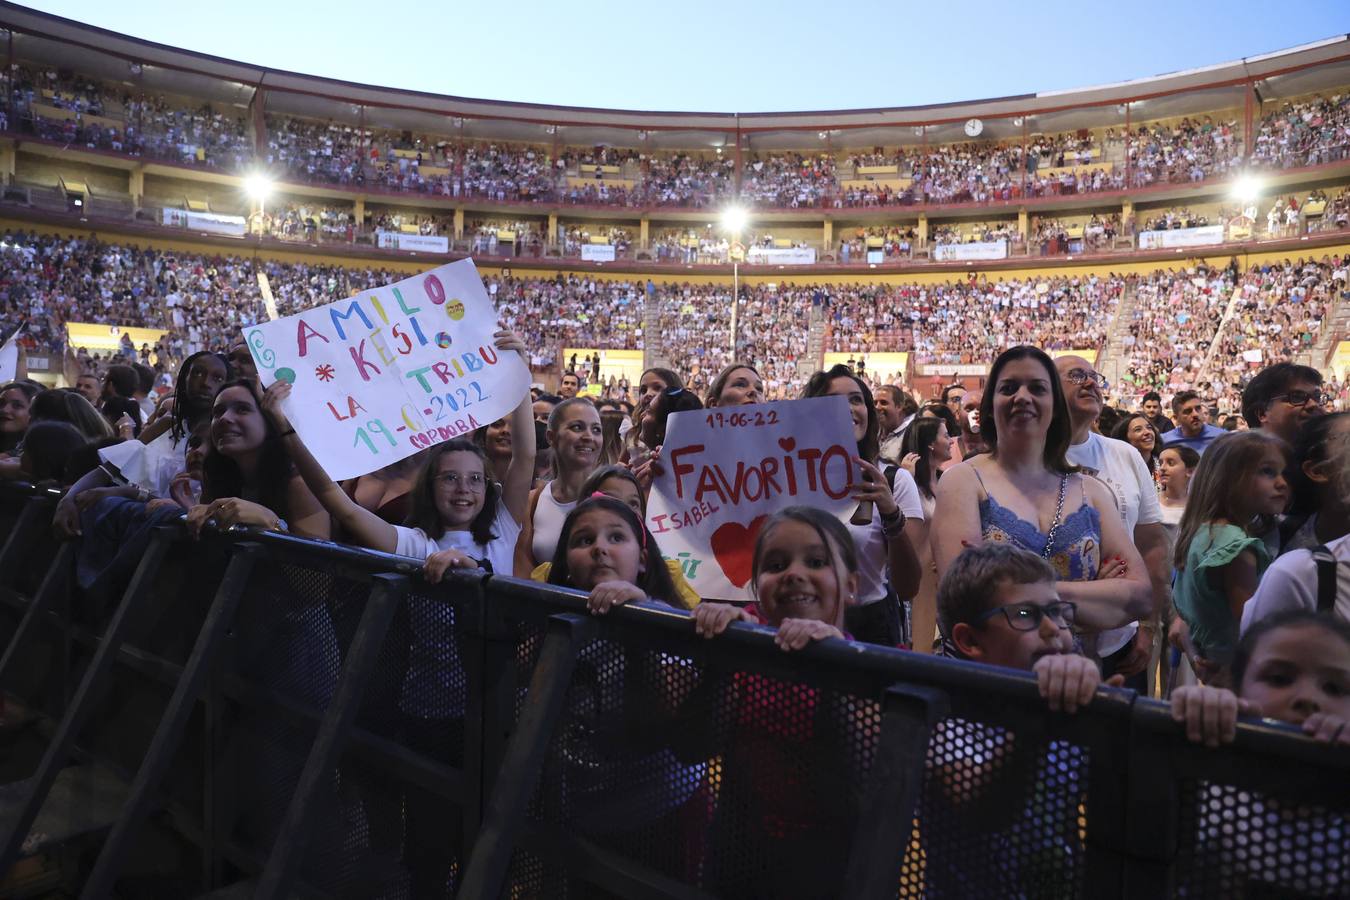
(720, 205), (748, 236)
(1231, 174), (1263, 203)
(243, 173), (273, 202)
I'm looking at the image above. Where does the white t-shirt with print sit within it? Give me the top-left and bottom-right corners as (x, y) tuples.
(1066, 432), (1162, 657)
(394, 505), (520, 576)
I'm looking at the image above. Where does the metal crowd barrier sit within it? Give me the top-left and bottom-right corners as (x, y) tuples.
(0, 482), (1346, 899)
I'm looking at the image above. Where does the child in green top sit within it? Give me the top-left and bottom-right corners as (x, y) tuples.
(1172, 431), (1288, 684)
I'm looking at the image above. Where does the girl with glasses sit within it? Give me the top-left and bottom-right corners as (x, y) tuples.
(260, 329), (535, 579)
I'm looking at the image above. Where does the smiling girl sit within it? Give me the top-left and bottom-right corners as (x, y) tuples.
(513, 396), (603, 575)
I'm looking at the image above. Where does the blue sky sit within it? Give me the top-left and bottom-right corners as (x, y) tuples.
(18, 0), (1350, 112)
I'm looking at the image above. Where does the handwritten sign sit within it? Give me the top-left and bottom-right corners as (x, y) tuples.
(244, 260), (530, 481)
(645, 396), (857, 601)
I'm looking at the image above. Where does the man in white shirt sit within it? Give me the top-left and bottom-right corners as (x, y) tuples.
(1056, 356), (1170, 687)
(875, 385), (916, 465)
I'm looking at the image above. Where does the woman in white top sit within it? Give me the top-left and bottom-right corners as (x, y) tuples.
(261, 330), (536, 577)
(801, 364), (924, 646)
(513, 397), (602, 576)
(898, 416), (954, 653)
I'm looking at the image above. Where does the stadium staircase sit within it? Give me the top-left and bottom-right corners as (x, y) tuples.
(642, 283), (665, 370)
(1097, 279), (1139, 391)
(805, 303), (827, 376)
(1310, 287), (1350, 372)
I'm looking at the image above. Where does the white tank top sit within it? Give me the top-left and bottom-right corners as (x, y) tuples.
(531, 481), (578, 566)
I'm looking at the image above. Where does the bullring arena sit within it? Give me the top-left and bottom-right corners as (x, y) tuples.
(0, 2), (1348, 897)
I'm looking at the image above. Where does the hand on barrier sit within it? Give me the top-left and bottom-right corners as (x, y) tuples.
(774, 618), (844, 652)
(1034, 653), (1123, 714)
(52, 494), (82, 538)
(1300, 712), (1350, 746)
(185, 498), (280, 538)
(1170, 685), (1257, 748)
(586, 580), (645, 615)
(692, 602), (752, 638)
(423, 549), (479, 584)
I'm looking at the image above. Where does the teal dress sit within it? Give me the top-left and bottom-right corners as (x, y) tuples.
(1173, 523), (1271, 665)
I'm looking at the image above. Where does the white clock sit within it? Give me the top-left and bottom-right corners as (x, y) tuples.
(964, 118), (984, 137)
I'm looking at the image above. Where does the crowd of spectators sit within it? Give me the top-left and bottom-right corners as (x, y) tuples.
(3, 227), (1350, 416)
(1204, 257), (1345, 414)
(1, 62), (253, 170)
(7, 57), (1350, 221)
(1251, 94), (1350, 170)
(818, 273), (1124, 366)
(1121, 262), (1238, 397)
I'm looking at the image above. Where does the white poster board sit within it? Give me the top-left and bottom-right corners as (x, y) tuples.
(581, 244), (617, 262)
(1137, 225), (1225, 250)
(933, 240), (1008, 261)
(243, 260), (530, 481)
(746, 246), (817, 265)
(0, 322), (21, 381)
(645, 396), (857, 601)
(376, 231), (450, 253)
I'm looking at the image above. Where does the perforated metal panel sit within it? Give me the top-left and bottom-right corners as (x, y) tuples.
(506, 634), (888, 899)
(1173, 778), (1350, 899)
(903, 716), (1089, 899)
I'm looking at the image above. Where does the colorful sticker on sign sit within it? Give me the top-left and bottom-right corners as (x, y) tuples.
(243, 259), (530, 481)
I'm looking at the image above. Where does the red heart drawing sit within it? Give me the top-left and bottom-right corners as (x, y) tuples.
(710, 515), (768, 589)
(778, 436), (796, 452)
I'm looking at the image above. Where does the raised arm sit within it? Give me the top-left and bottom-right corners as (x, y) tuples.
(261, 381), (399, 553)
(494, 329), (536, 525)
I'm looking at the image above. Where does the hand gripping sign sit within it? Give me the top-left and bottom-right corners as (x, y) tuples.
(645, 396), (858, 601)
(244, 260), (530, 481)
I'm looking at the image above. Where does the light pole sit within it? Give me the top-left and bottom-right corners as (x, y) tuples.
(721, 205), (748, 358)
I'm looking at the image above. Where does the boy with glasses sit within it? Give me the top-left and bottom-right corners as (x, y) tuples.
(939, 542), (1124, 709)
(922, 542), (1122, 897)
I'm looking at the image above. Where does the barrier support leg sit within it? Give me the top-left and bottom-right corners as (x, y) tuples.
(458, 613), (596, 898)
(0, 527), (174, 876)
(78, 545), (260, 900)
(0, 541), (73, 689)
(841, 683), (949, 899)
(253, 573), (408, 900)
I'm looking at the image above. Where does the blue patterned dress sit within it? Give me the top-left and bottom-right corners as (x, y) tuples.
(974, 471), (1102, 581)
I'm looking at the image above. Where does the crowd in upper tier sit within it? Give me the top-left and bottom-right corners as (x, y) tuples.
(4, 60), (1348, 213)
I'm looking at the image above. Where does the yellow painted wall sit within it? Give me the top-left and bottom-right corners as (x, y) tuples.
(144, 174), (249, 215)
(562, 347), (644, 384)
(15, 153), (131, 195)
